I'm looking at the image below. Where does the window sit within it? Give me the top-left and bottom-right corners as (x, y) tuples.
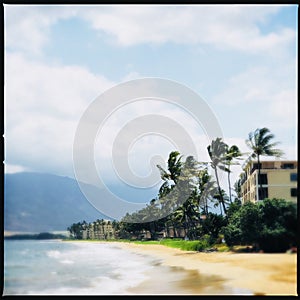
(282, 163), (294, 169)
(258, 174), (268, 185)
(290, 173), (297, 181)
(291, 188), (297, 197)
(258, 187), (268, 200)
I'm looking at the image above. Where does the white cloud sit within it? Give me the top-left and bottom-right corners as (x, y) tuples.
(121, 71), (142, 82)
(213, 66), (289, 104)
(82, 5), (294, 55)
(5, 53), (114, 119)
(5, 52), (115, 176)
(5, 53), (215, 182)
(94, 99), (213, 186)
(269, 90), (297, 129)
(4, 5), (77, 56)
(4, 4), (297, 190)
(4, 5), (295, 57)
(212, 62), (297, 132)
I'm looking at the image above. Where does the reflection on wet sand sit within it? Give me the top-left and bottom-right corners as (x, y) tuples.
(127, 261), (253, 295)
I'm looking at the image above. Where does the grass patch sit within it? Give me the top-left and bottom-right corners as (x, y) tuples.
(65, 238), (231, 252)
(214, 244), (230, 252)
(133, 238), (210, 252)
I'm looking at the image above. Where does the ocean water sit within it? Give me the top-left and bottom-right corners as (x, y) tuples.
(3, 240), (160, 295)
(3, 240), (254, 295)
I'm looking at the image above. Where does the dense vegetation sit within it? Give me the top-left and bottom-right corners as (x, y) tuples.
(223, 198), (297, 252)
(68, 128), (297, 253)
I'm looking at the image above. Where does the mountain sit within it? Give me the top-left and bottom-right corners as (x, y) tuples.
(4, 172), (160, 233)
(4, 172), (112, 232)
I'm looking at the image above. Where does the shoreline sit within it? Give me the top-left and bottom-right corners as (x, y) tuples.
(106, 241), (297, 295)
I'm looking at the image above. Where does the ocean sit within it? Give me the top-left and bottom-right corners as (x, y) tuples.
(3, 240), (253, 295)
(3, 239), (160, 295)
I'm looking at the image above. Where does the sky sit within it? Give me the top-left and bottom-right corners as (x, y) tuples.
(4, 4), (298, 207)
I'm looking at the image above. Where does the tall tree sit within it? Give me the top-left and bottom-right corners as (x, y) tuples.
(207, 138), (228, 216)
(157, 150), (182, 185)
(213, 189), (229, 216)
(197, 168), (217, 215)
(157, 152), (200, 239)
(157, 151), (183, 237)
(246, 127), (284, 200)
(224, 145), (242, 203)
(233, 177), (243, 201)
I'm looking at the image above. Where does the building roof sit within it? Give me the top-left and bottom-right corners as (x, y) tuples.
(242, 159), (297, 171)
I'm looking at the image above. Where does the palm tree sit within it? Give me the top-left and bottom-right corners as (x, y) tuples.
(157, 150), (182, 185)
(233, 177), (243, 201)
(112, 220), (119, 238)
(157, 152), (200, 238)
(207, 138), (228, 216)
(246, 127), (284, 200)
(213, 189), (229, 216)
(157, 151), (183, 237)
(224, 145), (242, 203)
(197, 168), (216, 215)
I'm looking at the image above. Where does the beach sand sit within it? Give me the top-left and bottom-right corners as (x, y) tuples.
(114, 242), (297, 296)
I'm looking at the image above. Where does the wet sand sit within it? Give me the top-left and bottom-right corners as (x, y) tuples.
(115, 242), (297, 295)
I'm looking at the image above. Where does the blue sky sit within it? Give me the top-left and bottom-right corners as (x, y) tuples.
(4, 4), (298, 205)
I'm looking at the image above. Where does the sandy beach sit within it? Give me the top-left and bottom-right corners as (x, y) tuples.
(114, 242), (297, 296)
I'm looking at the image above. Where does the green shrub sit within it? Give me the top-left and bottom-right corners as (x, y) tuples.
(223, 198), (297, 252)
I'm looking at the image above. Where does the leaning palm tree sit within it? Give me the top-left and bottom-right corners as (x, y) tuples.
(246, 127), (284, 200)
(157, 150), (183, 185)
(157, 151), (183, 237)
(197, 168), (216, 215)
(224, 145), (242, 203)
(207, 138), (228, 216)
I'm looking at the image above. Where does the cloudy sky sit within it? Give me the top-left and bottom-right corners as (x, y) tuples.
(4, 4), (298, 203)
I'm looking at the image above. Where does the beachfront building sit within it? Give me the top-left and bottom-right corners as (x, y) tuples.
(240, 160), (298, 204)
(82, 220), (117, 240)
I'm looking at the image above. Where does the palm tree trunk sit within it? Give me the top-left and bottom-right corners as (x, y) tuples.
(227, 167), (232, 203)
(185, 203), (199, 240)
(214, 168), (227, 216)
(187, 215), (197, 240)
(185, 213), (189, 239)
(257, 155), (263, 200)
(165, 220), (170, 238)
(171, 218), (178, 238)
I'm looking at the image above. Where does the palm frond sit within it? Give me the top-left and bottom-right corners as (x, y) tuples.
(156, 164), (169, 180)
(246, 127), (283, 161)
(218, 165), (230, 172)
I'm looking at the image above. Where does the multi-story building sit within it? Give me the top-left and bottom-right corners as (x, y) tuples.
(240, 160), (298, 204)
(82, 220), (116, 240)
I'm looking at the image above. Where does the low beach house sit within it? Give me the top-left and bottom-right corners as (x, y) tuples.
(240, 160), (298, 204)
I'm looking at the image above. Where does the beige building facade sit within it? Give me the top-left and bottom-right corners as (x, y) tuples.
(240, 160), (297, 204)
(82, 220), (116, 240)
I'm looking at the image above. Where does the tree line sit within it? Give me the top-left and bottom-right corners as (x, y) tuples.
(68, 127), (297, 252)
